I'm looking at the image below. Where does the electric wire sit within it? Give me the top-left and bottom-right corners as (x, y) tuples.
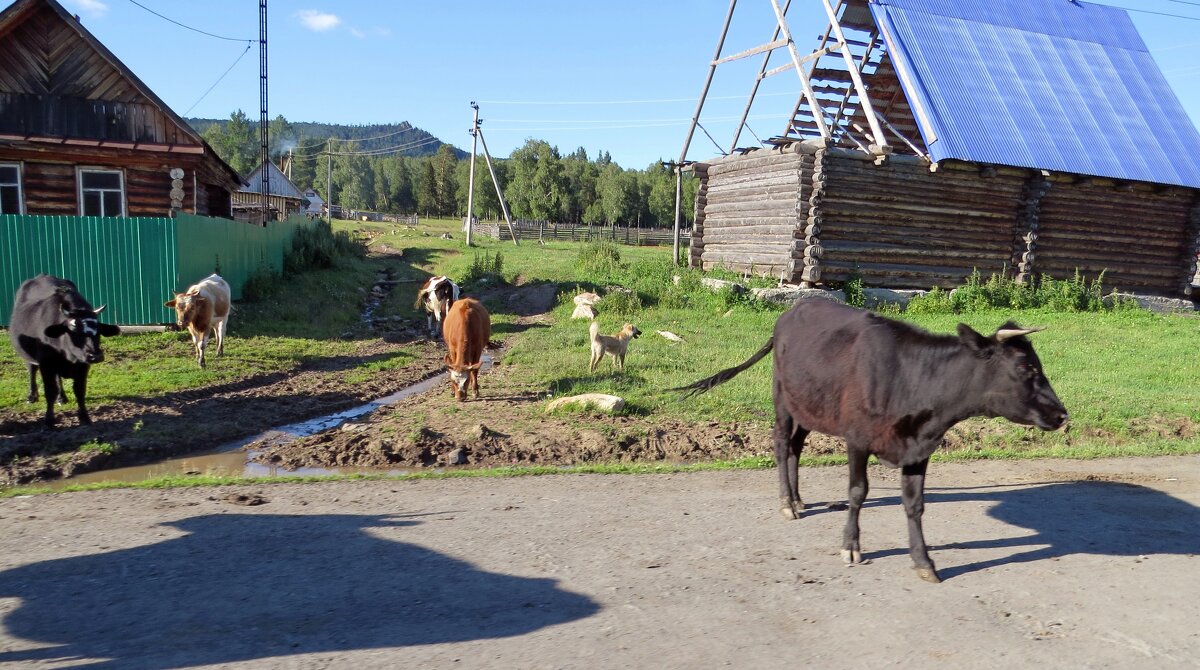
(127, 0), (254, 43)
(183, 42), (253, 115)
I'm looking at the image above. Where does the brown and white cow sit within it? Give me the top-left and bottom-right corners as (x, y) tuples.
(414, 276), (460, 338)
(442, 297), (490, 401)
(165, 273), (231, 369)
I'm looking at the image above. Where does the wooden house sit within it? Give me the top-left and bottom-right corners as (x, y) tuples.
(685, 0), (1200, 297)
(0, 0), (242, 218)
(233, 160), (307, 223)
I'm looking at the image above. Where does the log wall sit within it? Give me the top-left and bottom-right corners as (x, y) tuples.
(690, 140), (1200, 296)
(0, 145), (231, 217)
(689, 146), (806, 279)
(1035, 179), (1194, 293)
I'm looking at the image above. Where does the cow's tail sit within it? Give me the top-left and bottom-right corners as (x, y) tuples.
(668, 337), (774, 398)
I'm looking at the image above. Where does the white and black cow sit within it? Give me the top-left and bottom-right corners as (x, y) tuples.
(9, 274), (120, 426)
(414, 276), (460, 338)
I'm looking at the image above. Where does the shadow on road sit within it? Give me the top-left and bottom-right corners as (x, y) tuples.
(806, 480), (1200, 581)
(0, 513), (599, 669)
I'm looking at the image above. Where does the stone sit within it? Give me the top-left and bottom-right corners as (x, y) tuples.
(545, 393), (625, 414)
(863, 288), (927, 309)
(700, 277), (746, 293)
(750, 287), (845, 305)
(446, 448), (468, 465)
(1106, 292), (1196, 313)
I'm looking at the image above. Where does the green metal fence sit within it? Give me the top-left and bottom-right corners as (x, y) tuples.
(0, 213), (315, 326)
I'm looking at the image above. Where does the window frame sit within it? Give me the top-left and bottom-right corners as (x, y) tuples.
(77, 167), (126, 218)
(0, 162), (24, 215)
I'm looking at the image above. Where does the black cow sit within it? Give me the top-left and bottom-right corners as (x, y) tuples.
(9, 275), (120, 427)
(673, 298), (1068, 583)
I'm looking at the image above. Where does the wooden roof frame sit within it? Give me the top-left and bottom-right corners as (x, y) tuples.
(681, 0), (934, 165)
(0, 0), (243, 186)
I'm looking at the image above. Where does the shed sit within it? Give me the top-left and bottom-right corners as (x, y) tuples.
(686, 0), (1200, 296)
(0, 0), (242, 218)
(233, 160), (308, 223)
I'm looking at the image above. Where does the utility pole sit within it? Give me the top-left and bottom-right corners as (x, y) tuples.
(472, 106), (519, 246)
(326, 139), (333, 225)
(465, 102), (480, 247)
(662, 160), (692, 266)
(258, 0), (269, 225)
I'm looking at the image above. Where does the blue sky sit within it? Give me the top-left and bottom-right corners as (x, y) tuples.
(56, 0), (1200, 171)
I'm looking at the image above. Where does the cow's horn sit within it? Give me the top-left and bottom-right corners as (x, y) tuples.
(995, 327), (1042, 342)
(93, 304), (106, 316)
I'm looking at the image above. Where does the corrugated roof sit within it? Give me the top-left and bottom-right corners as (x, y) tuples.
(870, 0), (1200, 188)
(240, 161), (305, 199)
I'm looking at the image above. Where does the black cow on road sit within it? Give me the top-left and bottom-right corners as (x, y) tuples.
(9, 275), (120, 427)
(673, 298), (1068, 583)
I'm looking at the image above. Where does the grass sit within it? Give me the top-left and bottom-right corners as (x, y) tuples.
(3, 214), (1199, 492)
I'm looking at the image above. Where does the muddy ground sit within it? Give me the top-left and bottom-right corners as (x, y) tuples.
(0, 455), (1197, 668)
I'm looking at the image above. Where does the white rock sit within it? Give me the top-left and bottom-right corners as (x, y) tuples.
(545, 393), (625, 414)
(750, 287), (845, 305)
(655, 330), (685, 343)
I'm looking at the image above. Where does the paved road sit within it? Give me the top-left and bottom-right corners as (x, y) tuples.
(0, 455), (1197, 668)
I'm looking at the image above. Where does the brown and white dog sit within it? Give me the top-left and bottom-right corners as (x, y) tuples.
(415, 275), (460, 338)
(165, 273), (231, 369)
(589, 321), (641, 372)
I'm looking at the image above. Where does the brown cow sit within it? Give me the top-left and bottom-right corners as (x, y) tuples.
(165, 274), (231, 369)
(442, 298), (490, 401)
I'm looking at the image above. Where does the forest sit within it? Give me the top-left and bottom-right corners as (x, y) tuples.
(192, 111), (698, 227)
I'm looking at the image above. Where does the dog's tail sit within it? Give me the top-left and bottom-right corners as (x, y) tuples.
(668, 337), (774, 398)
(589, 320), (600, 343)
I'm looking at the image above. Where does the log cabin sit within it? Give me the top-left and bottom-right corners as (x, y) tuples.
(0, 0), (242, 219)
(686, 0), (1200, 297)
(233, 160), (308, 224)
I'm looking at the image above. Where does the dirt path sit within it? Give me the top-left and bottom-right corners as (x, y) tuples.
(1, 455), (1197, 668)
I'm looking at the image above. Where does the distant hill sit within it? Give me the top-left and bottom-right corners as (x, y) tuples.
(186, 118), (468, 159)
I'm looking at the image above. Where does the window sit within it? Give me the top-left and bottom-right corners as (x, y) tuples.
(79, 169), (125, 217)
(0, 164), (21, 214)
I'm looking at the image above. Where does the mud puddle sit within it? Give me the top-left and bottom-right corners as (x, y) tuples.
(48, 358), (491, 489)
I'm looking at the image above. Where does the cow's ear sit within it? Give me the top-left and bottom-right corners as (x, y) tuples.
(99, 323), (121, 337)
(956, 323), (992, 353)
(164, 299), (176, 307)
(44, 323), (68, 338)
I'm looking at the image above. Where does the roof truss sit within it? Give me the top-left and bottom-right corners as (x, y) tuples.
(680, 0), (930, 163)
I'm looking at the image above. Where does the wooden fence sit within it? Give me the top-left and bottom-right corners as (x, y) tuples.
(0, 213), (315, 326)
(473, 219), (689, 246)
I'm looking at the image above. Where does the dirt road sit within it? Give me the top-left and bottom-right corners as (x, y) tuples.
(1, 455), (1197, 669)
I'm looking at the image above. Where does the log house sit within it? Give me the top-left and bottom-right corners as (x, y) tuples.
(684, 0), (1200, 297)
(0, 0), (241, 219)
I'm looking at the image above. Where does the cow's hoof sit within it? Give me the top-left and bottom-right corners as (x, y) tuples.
(840, 549), (863, 564)
(26, 394), (37, 403)
(915, 567), (941, 583)
(779, 499), (802, 520)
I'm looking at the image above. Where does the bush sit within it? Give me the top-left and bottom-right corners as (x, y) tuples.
(576, 241), (623, 275)
(284, 221), (365, 275)
(461, 250), (505, 287)
(602, 288), (643, 315)
(908, 269), (1119, 315)
(843, 272), (865, 308)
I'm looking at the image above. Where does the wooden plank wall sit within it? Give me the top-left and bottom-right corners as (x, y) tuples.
(6, 156), (218, 218)
(689, 146), (806, 278)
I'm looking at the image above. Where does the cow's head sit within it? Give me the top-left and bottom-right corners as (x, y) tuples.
(957, 322), (1068, 430)
(165, 293), (209, 331)
(444, 355), (481, 400)
(43, 304), (120, 364)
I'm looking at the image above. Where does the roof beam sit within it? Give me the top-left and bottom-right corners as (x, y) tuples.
(821, 0), (890, 156)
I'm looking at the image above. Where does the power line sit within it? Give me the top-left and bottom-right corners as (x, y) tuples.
(183, 43), (253, 116)
(290, 126), (419, 153)
(477, 91), (798, 106)
(1163, 0), (1200, 7)
(1100, 1), (1200, 20)
(289, 136), (443, 161)
(127, 0), (254, 43)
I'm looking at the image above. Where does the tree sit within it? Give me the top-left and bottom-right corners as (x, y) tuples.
(431, 145), (459, 216)
(596, 163), (637, 225)
(416, 159), (438, 216)
(507, 139), (565, 221)
(219, 110), (257, 177)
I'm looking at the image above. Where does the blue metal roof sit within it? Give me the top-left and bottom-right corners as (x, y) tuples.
(869, 0), (1200, 188)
